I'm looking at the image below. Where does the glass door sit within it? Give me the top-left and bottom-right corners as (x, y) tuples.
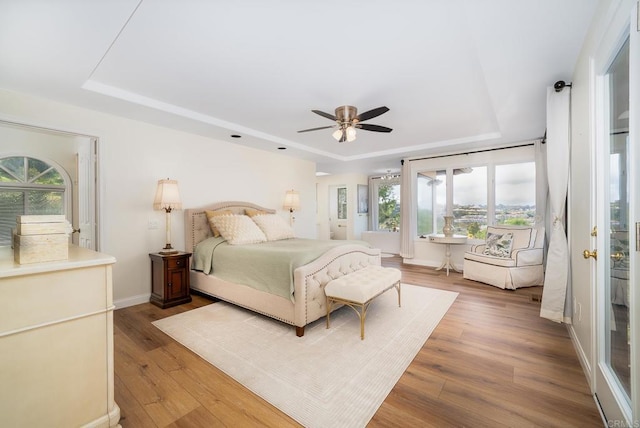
(599, 35), (631, 417)
(329, 185), (347, 240)
(594, 5), (638, 422)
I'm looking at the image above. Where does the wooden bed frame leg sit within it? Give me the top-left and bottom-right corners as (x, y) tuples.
(295, 326), (305, 337)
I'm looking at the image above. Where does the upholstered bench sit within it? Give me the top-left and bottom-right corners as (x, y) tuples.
(324, 265), (401, 340)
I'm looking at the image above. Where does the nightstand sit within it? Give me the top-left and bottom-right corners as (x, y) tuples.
(149, 251), (192, 308)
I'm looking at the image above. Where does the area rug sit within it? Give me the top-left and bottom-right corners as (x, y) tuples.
(153, 284), (457, 428)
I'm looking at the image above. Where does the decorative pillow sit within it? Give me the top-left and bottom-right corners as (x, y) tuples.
(208, 214), (267, 245)
(251, 214), (295, 241)
(483, 232), (514, 258)
(205, 210), (233, 237)
(245, 208), (270, 217)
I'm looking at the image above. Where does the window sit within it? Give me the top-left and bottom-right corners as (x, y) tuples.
(337, 187), (347, 219)
(495, 162), (536, 226)
(453, 166), (487, 238)
(378, 181), (400, 231)
(414, 147), (536, 239)
(0, 156), (67, 246)
(417, 171), (446, 236)
(370, 176), (401, 232)
(418, 167), (490, 238)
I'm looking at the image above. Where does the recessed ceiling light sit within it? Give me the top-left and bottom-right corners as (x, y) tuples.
(230, 134), (241, 138)
(316, 172), (330, 176)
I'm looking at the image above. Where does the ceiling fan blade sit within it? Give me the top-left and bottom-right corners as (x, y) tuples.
(312, 110), (337, 121)
(297, 125), (335, 133)
(358, 123), (393, 133)
(356, 106), (389, 122)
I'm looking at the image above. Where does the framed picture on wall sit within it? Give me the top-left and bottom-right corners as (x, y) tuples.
(357, 184), (368, 213)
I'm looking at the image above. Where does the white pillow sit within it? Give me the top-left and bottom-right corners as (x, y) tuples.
(208, 214), (267, 245)
(251, 214), (295, 241)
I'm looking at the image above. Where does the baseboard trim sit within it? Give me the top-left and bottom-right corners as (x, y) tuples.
(114, 293), (150, 309)
(402, 258), (464, 271)
(566, 324), (593, 391)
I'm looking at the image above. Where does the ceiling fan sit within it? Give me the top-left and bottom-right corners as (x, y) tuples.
(297, 105), (392, 142)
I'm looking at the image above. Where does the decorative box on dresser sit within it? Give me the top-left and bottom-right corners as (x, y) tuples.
(149, 251), (192, 308)
(0, 245), (121, 427)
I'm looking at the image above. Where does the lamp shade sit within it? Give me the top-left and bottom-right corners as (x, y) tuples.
(283, 190), (300, 211)
(153, 179), (182, 211)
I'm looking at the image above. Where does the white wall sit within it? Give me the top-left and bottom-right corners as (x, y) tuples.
(361, 231), (400, 255)
(0, 89), (317, 307)
(0, 124), (82, 177)
(316, 173), (368, 240)
(408, 239), (470, 270)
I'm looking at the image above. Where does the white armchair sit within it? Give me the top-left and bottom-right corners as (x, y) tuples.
(463, 225), (545, 290)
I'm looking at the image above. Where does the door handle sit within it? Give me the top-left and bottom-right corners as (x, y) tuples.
(583, 249), (597, 260)
(610, 252), (625, 262)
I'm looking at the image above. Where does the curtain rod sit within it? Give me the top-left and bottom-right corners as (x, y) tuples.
(407, 141), (539, 163)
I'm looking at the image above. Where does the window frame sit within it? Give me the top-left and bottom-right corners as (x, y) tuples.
(409, 145), (536, 242)
(370, 176), (401, 232)
(0, 154), (71, 246)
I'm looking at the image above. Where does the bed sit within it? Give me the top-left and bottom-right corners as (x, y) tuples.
(185, 201), (381, 336)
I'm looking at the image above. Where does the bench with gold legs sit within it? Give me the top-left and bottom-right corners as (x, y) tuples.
(324, 265), (401, 340)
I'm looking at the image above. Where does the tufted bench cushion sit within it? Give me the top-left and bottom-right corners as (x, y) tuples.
(325, 265), (401, 339)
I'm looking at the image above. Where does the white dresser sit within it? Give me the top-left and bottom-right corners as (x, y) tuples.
(0, 245), (121, 427)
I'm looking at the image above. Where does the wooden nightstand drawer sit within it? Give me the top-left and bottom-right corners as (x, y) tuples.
(149, 251), (192, 309)
(167, 257), (187, 269)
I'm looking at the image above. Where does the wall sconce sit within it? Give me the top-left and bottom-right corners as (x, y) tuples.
(283, 190), (300, 225)
(153, 178), (182, 254)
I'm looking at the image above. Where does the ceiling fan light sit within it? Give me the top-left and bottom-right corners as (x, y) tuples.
(332, 129), (343, 141)
(346, 126), (357, 142)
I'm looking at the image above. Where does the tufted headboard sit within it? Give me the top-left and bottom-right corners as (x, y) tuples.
(184, 201), (276, 252)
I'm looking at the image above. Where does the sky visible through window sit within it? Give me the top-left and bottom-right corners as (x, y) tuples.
(455, 163), (535, 206)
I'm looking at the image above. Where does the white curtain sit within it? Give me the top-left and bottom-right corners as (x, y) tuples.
(540, 87), (572, 323)
(534, 139), (549, 265)
(400, 159), (414, 258)
(367, 176), (378, 230)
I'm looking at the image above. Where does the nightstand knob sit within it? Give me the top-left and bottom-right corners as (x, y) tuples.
(176, 260), (181, 266)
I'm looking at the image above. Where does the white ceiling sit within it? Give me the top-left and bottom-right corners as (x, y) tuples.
(0, 0), (598, 176)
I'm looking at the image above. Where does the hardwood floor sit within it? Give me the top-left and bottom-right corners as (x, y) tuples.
(114, 257), (603, 427)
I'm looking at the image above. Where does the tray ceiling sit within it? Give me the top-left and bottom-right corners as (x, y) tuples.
(0, 0), (598, 175)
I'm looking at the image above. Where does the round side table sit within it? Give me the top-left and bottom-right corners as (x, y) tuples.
(428, 234), (468, 275)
